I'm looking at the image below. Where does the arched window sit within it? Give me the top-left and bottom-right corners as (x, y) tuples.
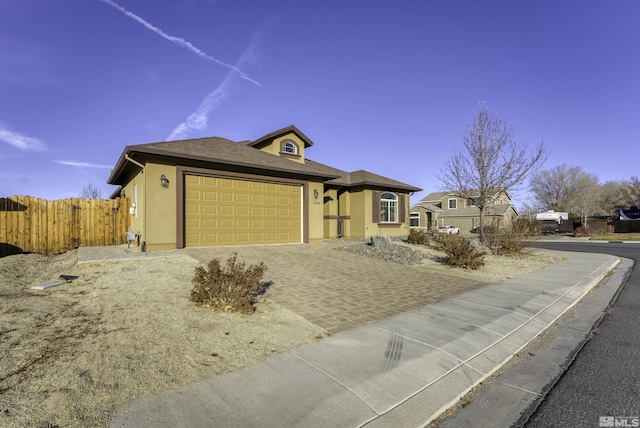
(380, 192), (398, 223)
(281, 141), (298, 155)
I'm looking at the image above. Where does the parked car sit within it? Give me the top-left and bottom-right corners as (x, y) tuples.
(437, 225), (460, 234)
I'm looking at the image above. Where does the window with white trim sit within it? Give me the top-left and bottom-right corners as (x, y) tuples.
(410, 212), (420, 227)
(380, 192), (398, 223)
(448, 198), (457, 209)
(282, 141), (297, 154)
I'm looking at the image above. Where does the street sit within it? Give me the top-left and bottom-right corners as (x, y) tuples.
(523, 241), (640, 427)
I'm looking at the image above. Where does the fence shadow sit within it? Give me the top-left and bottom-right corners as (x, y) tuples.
(0, 243), (24, 258)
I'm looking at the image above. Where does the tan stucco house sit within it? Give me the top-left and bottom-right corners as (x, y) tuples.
(410, 190), (518, 234)
(107, 125), (421, 251)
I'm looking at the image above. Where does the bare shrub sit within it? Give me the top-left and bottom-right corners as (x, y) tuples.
(433, 234), (486, 269)
(190, 253), (267, 314)
(574, 226), (595, 237)
(484, 221), (536, 255)
(407, 229), (429, 245)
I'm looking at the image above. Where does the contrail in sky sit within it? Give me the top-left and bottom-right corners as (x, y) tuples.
(55, 160), (112, 169)
(98, 0), (262, 87)
(168, 27), (263, 140)
(0, 126), (46, 151)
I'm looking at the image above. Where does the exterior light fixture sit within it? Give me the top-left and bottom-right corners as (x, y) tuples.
(160, 174), (169, 188)
(314, 189), (319, 199)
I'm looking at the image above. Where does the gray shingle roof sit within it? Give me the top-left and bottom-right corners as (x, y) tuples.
(304, 160), (421, 192)
(439, 204), (517, 217)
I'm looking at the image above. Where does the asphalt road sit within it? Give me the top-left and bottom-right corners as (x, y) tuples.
(523, 240), (640, 428)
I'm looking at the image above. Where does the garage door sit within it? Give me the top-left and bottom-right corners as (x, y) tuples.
(185, 175), (302, 246)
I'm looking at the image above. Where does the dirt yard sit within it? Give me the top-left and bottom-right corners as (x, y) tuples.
(0, 244), (565, 427)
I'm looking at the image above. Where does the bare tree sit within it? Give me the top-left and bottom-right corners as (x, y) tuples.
(571, 172), (601, 228)
(599, 180), (631, 217)
(623, 176), (640, 207)
(529, 164), (588, 212)
(439, 103), (548, 241)
(530, 165), (608, 226)
(80, 183), (104, 199)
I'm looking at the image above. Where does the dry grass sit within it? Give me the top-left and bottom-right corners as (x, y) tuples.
(590, 232), (640, 241)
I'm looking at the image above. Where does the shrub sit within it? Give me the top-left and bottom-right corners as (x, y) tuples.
(433, 234), (485, 269)
(407, 229), (429, 245)
(574, 226), (594, 237)
(484, 222), (535, 255)
(190, 253), (267, 314)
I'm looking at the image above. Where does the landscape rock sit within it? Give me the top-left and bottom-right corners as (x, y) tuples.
(469, 238), (492, 256)
(338, 240), (425, 266)
(370, 234), (393, 251)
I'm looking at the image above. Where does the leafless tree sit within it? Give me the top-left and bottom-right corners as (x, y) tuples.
(530, 165), (609, 226)
(439, 103), (548, 241)
(529, 164), (587, 212)
(571, 172), (601, 227)
(80, 183), (104, 199)
(623, 176), (640, 207)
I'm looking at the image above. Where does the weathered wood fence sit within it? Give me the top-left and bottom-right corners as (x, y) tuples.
(0, 196), (131, 257)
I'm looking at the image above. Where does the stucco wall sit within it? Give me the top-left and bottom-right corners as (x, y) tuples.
(307, 180), (324, 243)
(349, 190), (366, 237)
(347, 189), (410, 238)
(409, 206), (433, 230)
(122, 169), (145, 242)
(323, 188), (339, 239)
(257, 133), (306, 164)
(144, 163), (177, 250)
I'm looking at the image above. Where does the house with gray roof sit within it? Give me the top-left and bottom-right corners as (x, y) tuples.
(108, 125), (421, 250)
(410, 190), (518, 234)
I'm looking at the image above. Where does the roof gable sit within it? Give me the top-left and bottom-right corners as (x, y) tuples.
(249, 125), (314, 149)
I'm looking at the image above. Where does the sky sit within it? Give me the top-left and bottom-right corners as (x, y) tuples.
(1, 0), (639, 209)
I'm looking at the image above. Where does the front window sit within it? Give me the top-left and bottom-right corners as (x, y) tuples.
(380, 192), (398, 223)
(410, 212), (420, 227)
(282, 141), (297, 154)
(448, 198), (457, 209)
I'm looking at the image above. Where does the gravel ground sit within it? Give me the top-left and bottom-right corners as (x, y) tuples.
(337, 241), (426, 266)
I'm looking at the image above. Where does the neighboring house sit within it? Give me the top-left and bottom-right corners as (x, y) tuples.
(410, 190), (518, 234)
(107, 125), (421, 250)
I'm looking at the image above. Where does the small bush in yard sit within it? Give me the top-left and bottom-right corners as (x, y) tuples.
(484, 222), (535, 255)
(407, 229), (429, 245)
(433, 234), (485, 269)
(190, 253), (267, 314)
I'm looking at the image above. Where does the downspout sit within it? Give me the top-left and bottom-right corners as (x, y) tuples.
(124, 154), (146, 248)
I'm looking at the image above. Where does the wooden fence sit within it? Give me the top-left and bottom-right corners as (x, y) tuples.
(0, 196), (131, 257)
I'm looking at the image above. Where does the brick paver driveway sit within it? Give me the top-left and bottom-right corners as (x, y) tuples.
(185, 242), (489, 333)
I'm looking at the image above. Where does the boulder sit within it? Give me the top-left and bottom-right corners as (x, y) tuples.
(469, 238), (492, 255)
(370, 234), (393, 251)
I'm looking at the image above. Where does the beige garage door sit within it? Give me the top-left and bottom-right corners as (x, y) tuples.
(185, 175), (302, 246)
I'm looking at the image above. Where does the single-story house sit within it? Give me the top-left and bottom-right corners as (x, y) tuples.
(410, 190), (518, 233)
(108, 125), (421, 251)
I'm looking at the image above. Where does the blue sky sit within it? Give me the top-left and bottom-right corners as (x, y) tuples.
(1, 0), (638, 208)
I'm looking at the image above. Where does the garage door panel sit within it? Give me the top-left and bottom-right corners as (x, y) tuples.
(202, 219), (218, 228)
(185, 175), (301, 246)
(265, 207), (277, 217)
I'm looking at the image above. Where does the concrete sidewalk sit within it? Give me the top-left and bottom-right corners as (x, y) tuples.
(110, 252), (620, 428)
